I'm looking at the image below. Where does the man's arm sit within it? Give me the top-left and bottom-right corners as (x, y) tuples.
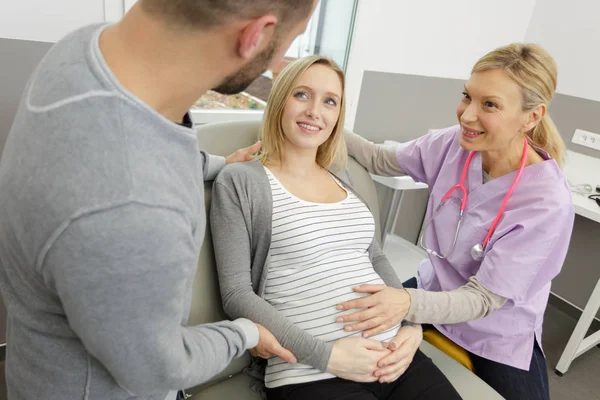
(41, 203), (258, 396)
(201, 141), (263, 181)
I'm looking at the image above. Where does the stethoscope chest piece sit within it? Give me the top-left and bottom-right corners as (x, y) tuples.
(470, 243), (485, 261)
(419, 136), (529, 262)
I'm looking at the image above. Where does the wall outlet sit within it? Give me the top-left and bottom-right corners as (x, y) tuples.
(572, 129), (600, 151)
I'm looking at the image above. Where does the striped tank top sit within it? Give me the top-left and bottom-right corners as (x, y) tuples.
(263, 166), (400, 388)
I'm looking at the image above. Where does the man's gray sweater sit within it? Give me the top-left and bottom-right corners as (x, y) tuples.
(0, 24), (257, 400)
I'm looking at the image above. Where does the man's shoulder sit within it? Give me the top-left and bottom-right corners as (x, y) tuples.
(27, 24), (115, 115)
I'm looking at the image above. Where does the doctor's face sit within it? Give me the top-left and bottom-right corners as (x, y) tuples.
(280, 64), (343, 153)
(456, 69), (532, 152)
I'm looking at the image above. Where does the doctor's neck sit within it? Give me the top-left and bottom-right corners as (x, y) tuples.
(480, 135), (537, 178)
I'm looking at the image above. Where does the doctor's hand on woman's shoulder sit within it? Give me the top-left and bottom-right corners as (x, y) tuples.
(335, 284), (412, 338)
(250, 323), (297, 364)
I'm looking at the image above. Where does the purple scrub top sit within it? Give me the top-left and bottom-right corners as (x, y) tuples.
(396, 125), (574, 369)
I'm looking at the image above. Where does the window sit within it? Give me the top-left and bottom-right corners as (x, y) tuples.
(191, 0), (358, 124)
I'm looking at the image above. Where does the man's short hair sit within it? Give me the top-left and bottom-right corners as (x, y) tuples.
(141, 0), (314, 29)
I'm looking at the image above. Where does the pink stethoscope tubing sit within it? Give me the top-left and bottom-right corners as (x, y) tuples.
(419, 136), (529, 261)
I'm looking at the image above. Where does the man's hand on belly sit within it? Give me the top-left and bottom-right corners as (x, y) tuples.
(250, 324), (297, 364)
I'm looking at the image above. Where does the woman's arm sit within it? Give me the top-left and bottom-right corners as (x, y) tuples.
(367, 239), (403, 289)
(211, 175), (391, 381)
(345, 132), (405, 176)
(210, 178), (332, 371)
(366, 240), (422, 329)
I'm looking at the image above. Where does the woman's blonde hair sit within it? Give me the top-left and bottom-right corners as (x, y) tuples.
(258, 55), (347, 170)
(472, 43), (566, 166)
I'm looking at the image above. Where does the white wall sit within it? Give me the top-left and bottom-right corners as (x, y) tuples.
(0, 0), (105, 43)
(525, 0), (600, 102)
(345, 0), (537, 129)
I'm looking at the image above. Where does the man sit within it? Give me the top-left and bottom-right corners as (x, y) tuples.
(0, 1), (316, 399)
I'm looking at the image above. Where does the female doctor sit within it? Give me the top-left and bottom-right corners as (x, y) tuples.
(337, 43), (575, 400)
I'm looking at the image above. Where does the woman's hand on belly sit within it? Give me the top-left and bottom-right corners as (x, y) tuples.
(327, 337), (390, 382)
(375, 324), (423, 383)
(335, 284), (411, 337)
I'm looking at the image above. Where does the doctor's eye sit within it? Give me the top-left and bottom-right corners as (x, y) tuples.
(461, 92), (471, 101)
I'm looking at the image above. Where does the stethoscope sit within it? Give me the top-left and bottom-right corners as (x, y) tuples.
(419, 136), (529, 261)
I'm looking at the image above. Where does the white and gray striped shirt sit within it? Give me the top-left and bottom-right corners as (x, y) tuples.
(263, 167), (400, 388)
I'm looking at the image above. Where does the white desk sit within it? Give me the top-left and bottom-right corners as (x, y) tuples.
(563, 150), (600, 223)
(556, 150), (600, 376)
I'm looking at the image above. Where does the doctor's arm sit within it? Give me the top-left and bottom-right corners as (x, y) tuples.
(404, 277), (507, 324)
(338, 276), (506, 335)
(345, 132), (405, 176)
(338, 202), (574, 332)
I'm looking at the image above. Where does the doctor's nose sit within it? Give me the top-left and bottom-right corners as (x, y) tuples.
(460, 103), (478, 124)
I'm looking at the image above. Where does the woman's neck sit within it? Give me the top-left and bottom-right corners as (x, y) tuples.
(265, 146), (322, 177)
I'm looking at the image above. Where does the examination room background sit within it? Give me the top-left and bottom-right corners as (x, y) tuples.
(1, 0), (599, 399)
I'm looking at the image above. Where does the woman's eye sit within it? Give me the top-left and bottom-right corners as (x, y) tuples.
(461, 92), (471, 100)
(294, 91), (308, 99)
(484, 101), (497, 109)
(325, 98), (337, 106)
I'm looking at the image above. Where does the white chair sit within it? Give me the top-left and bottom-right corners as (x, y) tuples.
(185, 120), (504, 399)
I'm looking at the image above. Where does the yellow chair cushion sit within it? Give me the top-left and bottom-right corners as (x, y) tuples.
(423, 329), (475, 372)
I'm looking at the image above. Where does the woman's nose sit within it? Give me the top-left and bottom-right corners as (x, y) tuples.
(305, 103), (321, 119)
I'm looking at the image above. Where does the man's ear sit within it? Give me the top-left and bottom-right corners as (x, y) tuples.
(523, 104), (546, 132)
(238, 15), (278, 60)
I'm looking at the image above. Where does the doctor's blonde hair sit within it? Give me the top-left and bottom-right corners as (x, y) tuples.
(472, 43), (566, 167)
(258, 55), (347, 170)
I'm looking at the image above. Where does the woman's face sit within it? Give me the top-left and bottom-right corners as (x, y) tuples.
(456, 69), (533, 153)
(281, 64), (343, 152)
